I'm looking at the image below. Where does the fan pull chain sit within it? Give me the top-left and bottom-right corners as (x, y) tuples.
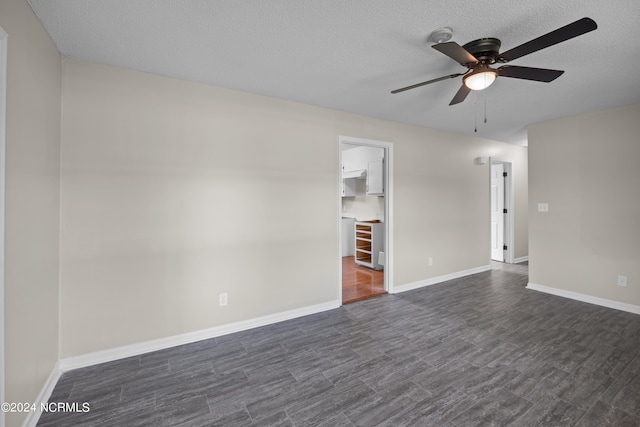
(472, 90), (489, 133)
(484, 90), (488, 124)
(474, 91), (478, 133)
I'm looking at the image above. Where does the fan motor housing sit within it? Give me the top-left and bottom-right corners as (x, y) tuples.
(462, 37), (501, 64)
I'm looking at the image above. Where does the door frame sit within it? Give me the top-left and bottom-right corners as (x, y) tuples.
(0, 25), (8, 426)
(338, 136), (394, 302)
(489, 158), (514, 263)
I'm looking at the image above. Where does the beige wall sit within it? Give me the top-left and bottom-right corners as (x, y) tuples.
(529, 103), (640, 307)
(60, 58), (528, 358)
(390, 125), (528, 284)
(0, 0), (62, 426)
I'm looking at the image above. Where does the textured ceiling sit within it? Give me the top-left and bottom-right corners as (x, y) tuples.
(29, 0), (640, 145)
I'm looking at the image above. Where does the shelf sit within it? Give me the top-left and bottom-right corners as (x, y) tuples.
(356, 251), (372, 263)
(354, 221), (384, 270)
(356, 240), (372, 251)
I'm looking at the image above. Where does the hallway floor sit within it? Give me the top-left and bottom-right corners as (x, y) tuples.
(341, 256), (386, 304)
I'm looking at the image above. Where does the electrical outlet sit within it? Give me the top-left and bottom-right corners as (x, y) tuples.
(428, 257), (433, 267)
(617, 275), (627, 287)
(219, 293), (228, 306)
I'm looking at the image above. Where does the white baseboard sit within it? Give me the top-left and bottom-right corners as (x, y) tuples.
(391, 265), (491, 294)
(526, 282), (640, 315)
(59, 299), (340, 372)
(28, 300), (339, 426)
(513, 256), (529, 264)
(22, 361), (62, 427)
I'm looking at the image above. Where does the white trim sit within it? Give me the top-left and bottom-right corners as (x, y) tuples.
(337, 144), (343, 302)
(527, 282), (640, 315)
(513, 256), (529, 264)
(21, 362), (62, 427)
(391, 265), (491, 294)
(506, 163), (514, 263)
(59, 299), (340, 372)
(337, 136), (394, 297)
(385, 143), (394, 294)
(0, 25), (8, 427)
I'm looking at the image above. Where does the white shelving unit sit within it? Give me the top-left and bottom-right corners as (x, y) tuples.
(354, 221), (384, 270)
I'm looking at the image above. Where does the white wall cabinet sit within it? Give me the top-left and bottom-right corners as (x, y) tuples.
(342, 176), (356, 197)
(366, 159), (384, 196)
(355, 221), (384, 270)
(342, 146), (384, 197)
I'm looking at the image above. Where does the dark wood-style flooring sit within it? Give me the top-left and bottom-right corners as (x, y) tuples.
(39, 262), (640, 426)
(342, 256), (386, 304)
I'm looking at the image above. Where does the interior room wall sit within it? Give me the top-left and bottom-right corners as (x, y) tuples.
(59, 58), (528, 358)
(383, 124), (528, 286)
(59, 59), (339, 357)
(528, 103), (640, 308)
(0, 1), (62, 426)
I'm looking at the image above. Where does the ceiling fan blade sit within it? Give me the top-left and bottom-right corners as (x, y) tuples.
(432, 42), (478, 66)
(499, 17), (597, 62)
(449, 85), (471, 105)
(498, 65), (564, 82)
(391, 73), (465, 94)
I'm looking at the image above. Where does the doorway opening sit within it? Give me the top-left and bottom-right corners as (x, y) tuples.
(490, 159), (514, 263)
(338, 136), (393, 304)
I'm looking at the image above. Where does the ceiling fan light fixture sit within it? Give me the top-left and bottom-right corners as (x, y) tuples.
(463, 68), (497, 90)
(392, 18), (597, 106)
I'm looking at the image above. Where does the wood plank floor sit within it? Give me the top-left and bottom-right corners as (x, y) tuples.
(342, 256), (386, 304)
(39, 262), (640, 426)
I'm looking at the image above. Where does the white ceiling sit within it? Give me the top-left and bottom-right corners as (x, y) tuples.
(29, 0), (640, 146)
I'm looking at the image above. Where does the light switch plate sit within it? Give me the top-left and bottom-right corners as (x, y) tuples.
(538, 203), (549, 212)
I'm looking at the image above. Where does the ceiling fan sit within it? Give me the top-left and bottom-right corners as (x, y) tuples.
(391, 17), (597, 105)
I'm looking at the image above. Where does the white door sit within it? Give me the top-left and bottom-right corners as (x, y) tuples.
(491, 163), (505, 261)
